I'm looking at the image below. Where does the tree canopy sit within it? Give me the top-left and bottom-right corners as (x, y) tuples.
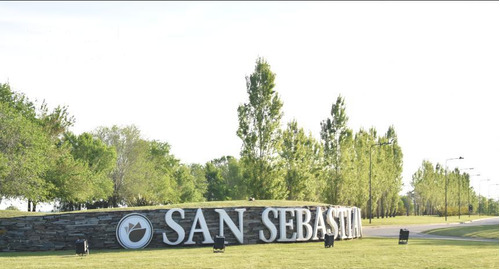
(2, 58), (495, 215)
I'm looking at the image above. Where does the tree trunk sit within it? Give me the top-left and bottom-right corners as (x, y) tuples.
(381, 198), (385, 218)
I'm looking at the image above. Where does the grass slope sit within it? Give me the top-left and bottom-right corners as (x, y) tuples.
(423, 225), (499, 239)
(0, 238), (497, 269)
(0, 200), (328, 218)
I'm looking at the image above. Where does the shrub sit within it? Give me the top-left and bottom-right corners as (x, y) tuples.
(5, 205), (20, 211)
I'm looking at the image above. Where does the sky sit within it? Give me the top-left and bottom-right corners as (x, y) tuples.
(1, 2), (499, 207)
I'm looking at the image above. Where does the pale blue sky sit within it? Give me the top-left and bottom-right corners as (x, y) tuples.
(1, 2), (499, 205)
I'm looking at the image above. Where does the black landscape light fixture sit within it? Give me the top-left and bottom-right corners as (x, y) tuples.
(445, 156), (464, 221)
(324, 233), (334, 248)
(213, 236), (225, 253)
(75, 238), (89, 256)
(369, 140), (393, 224)
(398, 229), (409, 245)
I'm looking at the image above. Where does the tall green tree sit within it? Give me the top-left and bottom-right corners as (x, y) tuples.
(375, 126), (403, 217)
(281, 120), (323, 201)
(352, 129), (372, 214)
(94, 125), (156, 206)
(0, 83), (58, 211)
(320, 95), (350, 204)
(237, 57), (286, 199)
(0, 101), (53, 209)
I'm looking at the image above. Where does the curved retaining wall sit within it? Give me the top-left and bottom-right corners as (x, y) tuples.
(0, 205), (362, 252)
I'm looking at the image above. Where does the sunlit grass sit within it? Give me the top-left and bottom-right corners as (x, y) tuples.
(362, 215), (489, 227)
(0, 210), (45, 218)
(0, 238), (497, 269)
(423, 225), (499, 239)
(0, 200), (329, 218)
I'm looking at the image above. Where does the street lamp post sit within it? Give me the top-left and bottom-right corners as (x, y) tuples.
(445, 157), (463, 221)
(369, 141), (393, 224)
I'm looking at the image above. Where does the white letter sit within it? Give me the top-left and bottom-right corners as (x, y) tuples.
(326, 207), (339, 240)
(312, 207), (327, 240)
(345, 208), (353, 239)
(338, 208), (347, 239)
(351, 207), (360, 238)
(357, 207), (363, 237)
(163, 208), (185, 245)
(277, 208), (297, 242)
(215, 208), (246, 244)
(295, 208), (312, 241)
(184, 208), (214, 245)
(259, 207), (278, 243)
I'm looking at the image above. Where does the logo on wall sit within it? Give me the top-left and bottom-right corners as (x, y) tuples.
(116, 213), (154, 249)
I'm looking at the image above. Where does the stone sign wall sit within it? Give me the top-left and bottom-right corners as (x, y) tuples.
(0, 205), (362, 252)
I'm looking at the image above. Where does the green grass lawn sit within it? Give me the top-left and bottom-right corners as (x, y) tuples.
(362, 215), (489, 227)
(0, 210), (46, 218)
(0, 200), (329, 218)
(423, 225), (499, 239)
(0, 238), (497, 269)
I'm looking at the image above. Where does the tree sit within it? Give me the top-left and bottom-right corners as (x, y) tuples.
(237, 57), (286, 199)
(147, 140), (179, 205)
(1, 83), (82, 211)
(57, 132), (116, 210)
(280, 120), (323, 201)
(94, 125), (160, 206)
(320, 95), (349, 204)
(0, 84), (55, 211)
(174, 164), (206, 203)
(205, 156), (247, 201)
(205, 159), (231, 201)
(352, 129), (372, 215)
(376, 126), (403, 218)
(0, 101), (53, 209)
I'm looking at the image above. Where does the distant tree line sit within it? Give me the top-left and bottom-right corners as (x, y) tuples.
(409, 160), (499, 216)
(1, 58), (496, 216)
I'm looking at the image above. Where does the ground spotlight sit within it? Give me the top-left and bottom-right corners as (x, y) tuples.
(324, 233), (334, 248)
(398, 229), (409, 245)
(213, 236), (225, 253)
(75, 238), (89, 256)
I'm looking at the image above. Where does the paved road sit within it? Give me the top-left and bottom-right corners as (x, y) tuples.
(362, 217), (499, 242)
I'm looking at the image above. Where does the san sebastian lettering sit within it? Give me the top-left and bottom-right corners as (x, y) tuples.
(161, 206), (362, 246)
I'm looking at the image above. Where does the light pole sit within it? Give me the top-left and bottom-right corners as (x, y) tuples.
(458, 168), (474, 219)
(445, 157), (463, 221)
(369, 141), (393, 224)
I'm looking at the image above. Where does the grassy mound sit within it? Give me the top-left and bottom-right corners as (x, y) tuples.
(0, 200), (329, 218)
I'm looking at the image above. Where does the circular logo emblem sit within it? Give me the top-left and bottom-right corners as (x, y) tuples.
(116, 213), (154, 249)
